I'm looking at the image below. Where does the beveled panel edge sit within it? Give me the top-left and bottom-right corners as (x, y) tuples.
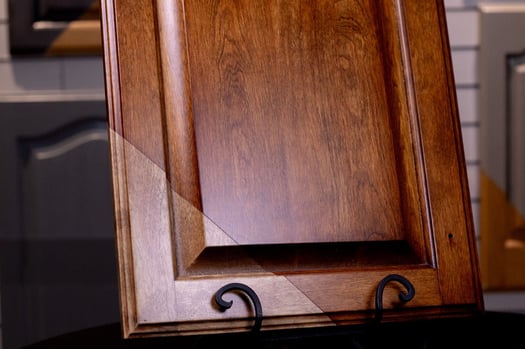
(382, 0), (435, 266)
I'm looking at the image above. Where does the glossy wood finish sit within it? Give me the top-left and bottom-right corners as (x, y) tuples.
(101, 0), (484, 338)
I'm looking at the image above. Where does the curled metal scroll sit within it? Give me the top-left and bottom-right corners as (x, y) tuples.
(375, 274), (415, 322)
(214, 282), (263, 332)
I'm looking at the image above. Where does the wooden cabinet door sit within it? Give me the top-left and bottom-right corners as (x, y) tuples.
(100, 0), (484, 338)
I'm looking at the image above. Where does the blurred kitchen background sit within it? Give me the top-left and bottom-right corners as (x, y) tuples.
(1, 0), (525, 348)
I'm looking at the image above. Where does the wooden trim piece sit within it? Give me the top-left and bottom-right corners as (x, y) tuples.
(403, 0), (483, 305)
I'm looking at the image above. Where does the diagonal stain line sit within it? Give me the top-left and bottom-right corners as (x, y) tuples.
(278, 275), (327, 313)
(116, 131), (249, 253)
(115, 131), (330, 316)
(171, 188), (240, 247)
(114, 129), (238, 244)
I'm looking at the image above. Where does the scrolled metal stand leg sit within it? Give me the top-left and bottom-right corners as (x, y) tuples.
(374, 273), (416, 322)
(214, 282), (263, 332)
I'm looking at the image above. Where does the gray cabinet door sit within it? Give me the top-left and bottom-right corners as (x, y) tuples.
(0, 99), (119, 349)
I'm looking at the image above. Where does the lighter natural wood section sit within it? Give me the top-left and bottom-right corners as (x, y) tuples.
(181, 0), (404, 244)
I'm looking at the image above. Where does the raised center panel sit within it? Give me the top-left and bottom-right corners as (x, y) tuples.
(186, 0), (402, 245)
(156, 0), (429, 276)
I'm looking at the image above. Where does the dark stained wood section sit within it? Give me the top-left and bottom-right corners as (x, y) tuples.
(185, 0), (403, 245)
(101, 0), (484, 339)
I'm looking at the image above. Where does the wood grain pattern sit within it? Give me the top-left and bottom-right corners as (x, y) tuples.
(183, 0), (402, 244)
(101, 0), (484, 338)
(403, 0), (483, 305)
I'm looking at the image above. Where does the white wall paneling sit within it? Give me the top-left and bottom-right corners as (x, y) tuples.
(467, 163), (480, 199)
(0, 23), (8, 60)
(462, 125), (479, 163)
(452, 50), (478, 86)
(446, 10), (480, 47)
(0, 0), (6, 22)
(456, 88), (479, 124)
